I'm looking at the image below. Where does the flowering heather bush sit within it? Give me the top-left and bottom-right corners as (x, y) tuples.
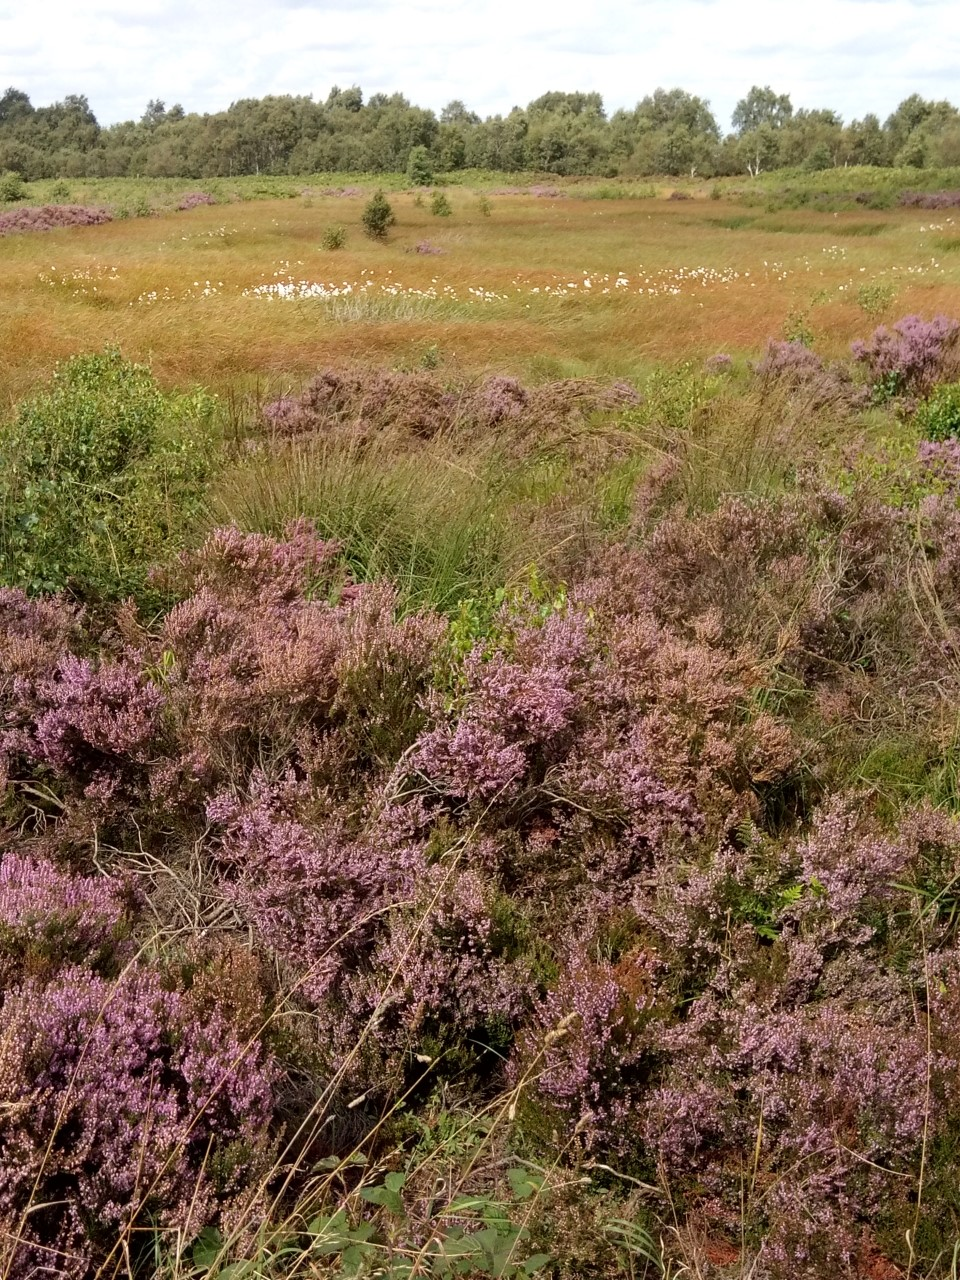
(493, 185), (567, 198)
(259, 366), (640, 442)
(899, 189), (960, 208)
(343, 862), (530, 1067)
(0, 204), (112, 235)
(206, 775), (424, 1006)
(477, 375), (529, 425)
(207, 778), (525, 1077)
(704, 352), (733, 373)
(262, 367), (457, 440)
(413, 238), (444, 254)
(646, 996), (933, 1277)
(177, 190), (216, 210)
(753, 339), (869, 410)
(260, 393), (302, 431)
(14, 654), (163, 779)
(916, 437), (960, 491)
(852, 313), (960, 398)
(405, 588), (791, 908)
(639, 483), (949, 708)
(522, 949), (657, 1151)
(155, 523), (443, 797)
(0, 966), (276, 1278)
(0, 855), (131, 984)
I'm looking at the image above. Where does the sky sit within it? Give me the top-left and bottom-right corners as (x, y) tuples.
(0, 0), (957, 130)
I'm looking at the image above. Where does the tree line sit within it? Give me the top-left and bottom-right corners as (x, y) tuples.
(2, 82), (960, 181)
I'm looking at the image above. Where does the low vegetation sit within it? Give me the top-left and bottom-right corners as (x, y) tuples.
(4, 296), (960, 1277)
(6, 165), (960, 1277)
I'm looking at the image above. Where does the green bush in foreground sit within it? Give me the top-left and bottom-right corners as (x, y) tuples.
(0, 349), (218, 604)
(916, 380), (960, 439)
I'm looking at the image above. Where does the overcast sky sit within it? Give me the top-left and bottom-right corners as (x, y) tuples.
(0, 0), (956, 129)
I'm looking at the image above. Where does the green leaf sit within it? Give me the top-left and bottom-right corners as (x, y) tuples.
(192, 1227), (223, 1269)
(521, 1254), (552, 1275)
(446, 1194), (495, 1215)
(213, 1264), (253, 1280)
(506, 1167), (544, 1201)
(360, 1174), (406, 1216)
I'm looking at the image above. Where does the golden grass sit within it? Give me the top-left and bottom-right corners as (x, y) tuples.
(3, 185), (960, 403)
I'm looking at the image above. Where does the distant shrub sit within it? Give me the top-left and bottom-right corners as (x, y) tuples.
(321, 223), (346, 250)
(900, 189), (960, 209)
(49, 179), (71, 202)
(0, 204), (112, 235)
(915, 381), (960, 440)
(176, 190), (215, 210)
(478, 193), (492, 217)
(431, 190), (452, 217)
(802, 143), (833, 172)
(361, 189), (395, 239)
(856, 280), (898, 317)
(406, 144), (433, 186)
(782, 308), (814, 347)
(0, 169), (26, 202)
(0, 349), (218, 600)
(704, 353), (733, 374)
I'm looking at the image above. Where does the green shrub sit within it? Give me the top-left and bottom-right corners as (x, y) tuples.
(857, 280), (898, 317)
(0, 169), (26, 202)
(915, 381), (960, 441)
(361, 189), (395, 239)
(50, 179), (71, 202)
(406, 145), (433, 186)
(431, 190), (452, 217)
(783, 308), (814, 348)
(0, 350), (218, 602)
(478, 193), (492, 217)
(321, 223), (346, 250)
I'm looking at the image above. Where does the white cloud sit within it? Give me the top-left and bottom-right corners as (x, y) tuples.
(0, 0), (957, 128)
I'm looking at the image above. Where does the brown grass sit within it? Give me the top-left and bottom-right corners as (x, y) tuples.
(2, 187), (960, 405)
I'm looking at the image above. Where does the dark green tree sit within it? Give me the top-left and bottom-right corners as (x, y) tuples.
(361, 188), (395, 238)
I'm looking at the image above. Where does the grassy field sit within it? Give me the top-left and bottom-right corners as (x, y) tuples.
(3, 170), (960, 408)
